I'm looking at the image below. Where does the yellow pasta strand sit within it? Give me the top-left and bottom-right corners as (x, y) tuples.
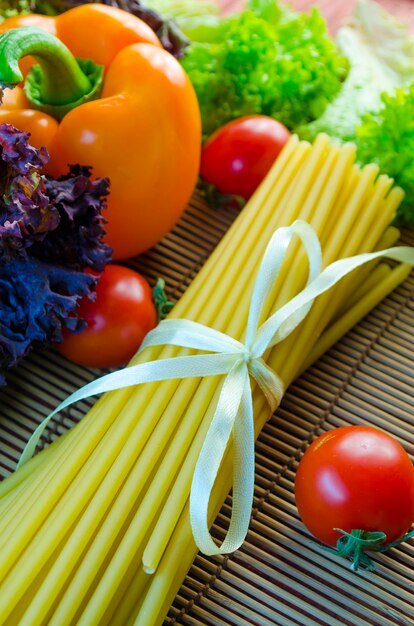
(301, 262), (412, 373)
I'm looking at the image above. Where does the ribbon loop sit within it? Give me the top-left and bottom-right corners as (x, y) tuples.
(245, 221), (321, 352)
(140, 318), (244, 355)
(190, 361), (255, 555)
(18, 220), (414, 559)
(251, 220), (323, 358)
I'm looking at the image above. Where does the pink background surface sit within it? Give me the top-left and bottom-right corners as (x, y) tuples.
(217, 0), (414, 32)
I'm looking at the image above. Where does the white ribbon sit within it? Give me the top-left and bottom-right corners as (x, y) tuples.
(17, 220), (414, 557)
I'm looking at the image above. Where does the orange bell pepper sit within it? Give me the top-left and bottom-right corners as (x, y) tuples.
(0, 5), (201, 260)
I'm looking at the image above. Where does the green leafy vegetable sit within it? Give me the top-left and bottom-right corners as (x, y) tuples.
(355, 85), (414, 226)
(248, 0), (282, 24)
(145, 0), (217, 23)
(0, 0), (32, 19)
(180, 0), (348, 138)
(301, 0), (414, 142)
(298, 0), (414, 225)
(144, 0), (220, 42)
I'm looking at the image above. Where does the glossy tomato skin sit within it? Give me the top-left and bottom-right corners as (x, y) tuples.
(200, 115), (290, 200)
(295, 426), (414, 547)
(57, 265), (157, 369)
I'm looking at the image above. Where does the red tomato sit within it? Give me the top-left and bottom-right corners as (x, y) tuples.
(200, 115), (290, 200)
(295, 426), (414, 548)
(57, 265), (157, 369)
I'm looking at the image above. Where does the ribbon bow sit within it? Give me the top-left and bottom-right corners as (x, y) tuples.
(17, 220), (414, 557)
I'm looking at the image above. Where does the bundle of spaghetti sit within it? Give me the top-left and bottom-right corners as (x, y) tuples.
(0, 134), (407, 626)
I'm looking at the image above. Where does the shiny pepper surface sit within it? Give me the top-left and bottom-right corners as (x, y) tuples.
(0, 6), (201, 259)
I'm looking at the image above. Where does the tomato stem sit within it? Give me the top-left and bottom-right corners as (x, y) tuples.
(153, 278), (174, 322)
(198, 177), (246, 211)
(323, 528), (414, 571)
(0, 27), (103, 120)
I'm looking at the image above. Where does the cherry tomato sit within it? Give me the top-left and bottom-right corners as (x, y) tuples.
(200, 115), (291, 200)
(295, 426), (414, 547)
(57, 265), (157, 369)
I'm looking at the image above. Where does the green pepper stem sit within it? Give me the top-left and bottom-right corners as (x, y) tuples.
(0, 26), (103, 120)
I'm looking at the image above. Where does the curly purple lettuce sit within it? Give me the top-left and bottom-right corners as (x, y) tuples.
(0, 258), (97, 384)
(0, 123), (112, 384)
(0, 124), (55, 262)
(32, 165), (111, 271)
(0, 125), (111, 269)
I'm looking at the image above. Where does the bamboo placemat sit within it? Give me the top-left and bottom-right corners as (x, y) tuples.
(1, 192), (413, 626)
(166, 231), (414, 626)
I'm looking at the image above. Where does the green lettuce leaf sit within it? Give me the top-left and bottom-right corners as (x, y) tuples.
(301, 0), (414, 142)
(143, 0), (221, 42)
(355, 85), (414, 226)
(0, 0), (33, 19)
(181, 1), (348, 137)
